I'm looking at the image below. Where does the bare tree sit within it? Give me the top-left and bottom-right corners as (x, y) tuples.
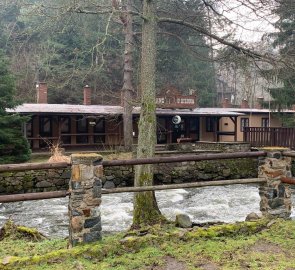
(113, 0), (135, 152)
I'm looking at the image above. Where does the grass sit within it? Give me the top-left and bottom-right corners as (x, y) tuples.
(1, 219), (295, 269)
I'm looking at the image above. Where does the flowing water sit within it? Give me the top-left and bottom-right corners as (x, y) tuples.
(0, 184), (294, 238)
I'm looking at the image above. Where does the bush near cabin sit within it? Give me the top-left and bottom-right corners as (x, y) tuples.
(0, 51), (30, 164)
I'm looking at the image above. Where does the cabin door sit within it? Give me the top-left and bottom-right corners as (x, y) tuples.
(188, 117), (200, 141)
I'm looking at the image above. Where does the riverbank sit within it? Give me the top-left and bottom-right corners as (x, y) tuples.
(1, 218), (295, 269)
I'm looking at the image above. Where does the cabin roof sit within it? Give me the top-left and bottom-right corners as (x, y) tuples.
(227, 108), (295, 114)
(8, 103), (245, 116)
(11, 103), (295, 116)
(8, 104), (123, 115)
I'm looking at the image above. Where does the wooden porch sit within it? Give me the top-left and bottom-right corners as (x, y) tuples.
(243, 127), (295, 149)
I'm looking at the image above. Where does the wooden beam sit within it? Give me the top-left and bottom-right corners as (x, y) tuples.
(0, 178), (266, 202)
(233, 116), (238, 141)
(0, 162), (69, 173)
(282, 151), (295, 157)
(281, 176), (295, 185)
(101, 178), (266, 194)
(102, 151), (266, 167)
(0, 190), (69, 203)
(0, 151), (266, 172)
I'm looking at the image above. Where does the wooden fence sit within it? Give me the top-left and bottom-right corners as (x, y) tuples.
(0, 149), (293, 246)
(244, 127), (295, 149)
(0, 151), (266, 203)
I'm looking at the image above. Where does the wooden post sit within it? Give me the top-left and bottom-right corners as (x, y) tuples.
(258, 148), (292, 219)
(233, 116), (237, 141)
(32, 116), (39, 149)
(69, 153), (103, 247)
(70, 116), (77, 145)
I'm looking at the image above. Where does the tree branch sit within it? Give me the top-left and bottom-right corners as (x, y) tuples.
(158, 17), (268, 60)
(67, 6), (144, 19)
(158, 31), (213, 62)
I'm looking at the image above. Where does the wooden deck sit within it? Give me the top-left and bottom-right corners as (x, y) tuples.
(244, 127), (295, 149)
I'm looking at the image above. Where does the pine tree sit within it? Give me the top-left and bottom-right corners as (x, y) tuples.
(0, 51), (31, 164)
(269, 0), (295, 110)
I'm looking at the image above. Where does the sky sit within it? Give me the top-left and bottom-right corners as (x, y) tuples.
(218, 0), (277, 42)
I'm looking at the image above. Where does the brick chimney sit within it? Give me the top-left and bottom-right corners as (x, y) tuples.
(241, 99), (249, 109)
(36, 82), (48, 104)
(83, 85), (91, 105)
(222, 98), (230, 108)
(255, 97), (264, 109)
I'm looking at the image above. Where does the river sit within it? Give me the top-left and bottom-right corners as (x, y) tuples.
(0, 184), (294, 238)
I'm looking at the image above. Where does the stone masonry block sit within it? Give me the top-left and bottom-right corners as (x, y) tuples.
(83, 231), (101, 243)
(71, 153), (102, 165)
(71, 165), (81, 181)
(94, 165), (104, 178)
(258, 149), (292, 219)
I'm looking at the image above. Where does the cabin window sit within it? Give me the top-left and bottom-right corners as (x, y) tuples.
(76, 116), (88, 143)
(240, 118), (249, 132)
(189, 118), (198, 131)
(261, 118), (269, 128)
(206, 117), (214, 132)
(60, 117), (71, 133)
(76, 116), (88, 133)
(94, 118), (105, 143)
(39, 116), (52, 136)
(60, 117), (71, 144)
(26, 119), (33, 138)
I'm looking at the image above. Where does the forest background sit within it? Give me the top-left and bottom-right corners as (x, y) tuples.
(1, 0), (293, 109)
(0, 0), (295, 226)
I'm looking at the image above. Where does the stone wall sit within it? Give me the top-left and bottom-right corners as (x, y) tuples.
(154, 158), (258, 184)
(0, 149), (257, 193)
(0, 168), (70, 194)
(102, 158), (258, 188)
(165, 142), (251, 152)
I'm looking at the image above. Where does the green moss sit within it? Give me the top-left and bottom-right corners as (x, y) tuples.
(23, 174), (34, 182)
(0, 220), (46, 242)
(16, 226), (46, 241)
(133, 191), (166, 227)
(0, 172), (13, 177)
(3, 219), (295, 270)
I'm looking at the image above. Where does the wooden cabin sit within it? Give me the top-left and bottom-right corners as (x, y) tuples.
(8, 84), (295, 151)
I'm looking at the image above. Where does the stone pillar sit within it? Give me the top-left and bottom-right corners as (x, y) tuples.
(69, 153), (103, 247)
(258, 148), (292, 219)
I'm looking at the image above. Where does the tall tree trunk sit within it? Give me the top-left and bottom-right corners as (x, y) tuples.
(122, 0), (134, 152)
(133, 0), (164, 227)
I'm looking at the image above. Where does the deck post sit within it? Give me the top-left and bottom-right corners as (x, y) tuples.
(68, 153), (103, 247)
(258, 148), (292, 219)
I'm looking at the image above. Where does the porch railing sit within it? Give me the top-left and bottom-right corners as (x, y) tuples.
(244, 127), (295, 149)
